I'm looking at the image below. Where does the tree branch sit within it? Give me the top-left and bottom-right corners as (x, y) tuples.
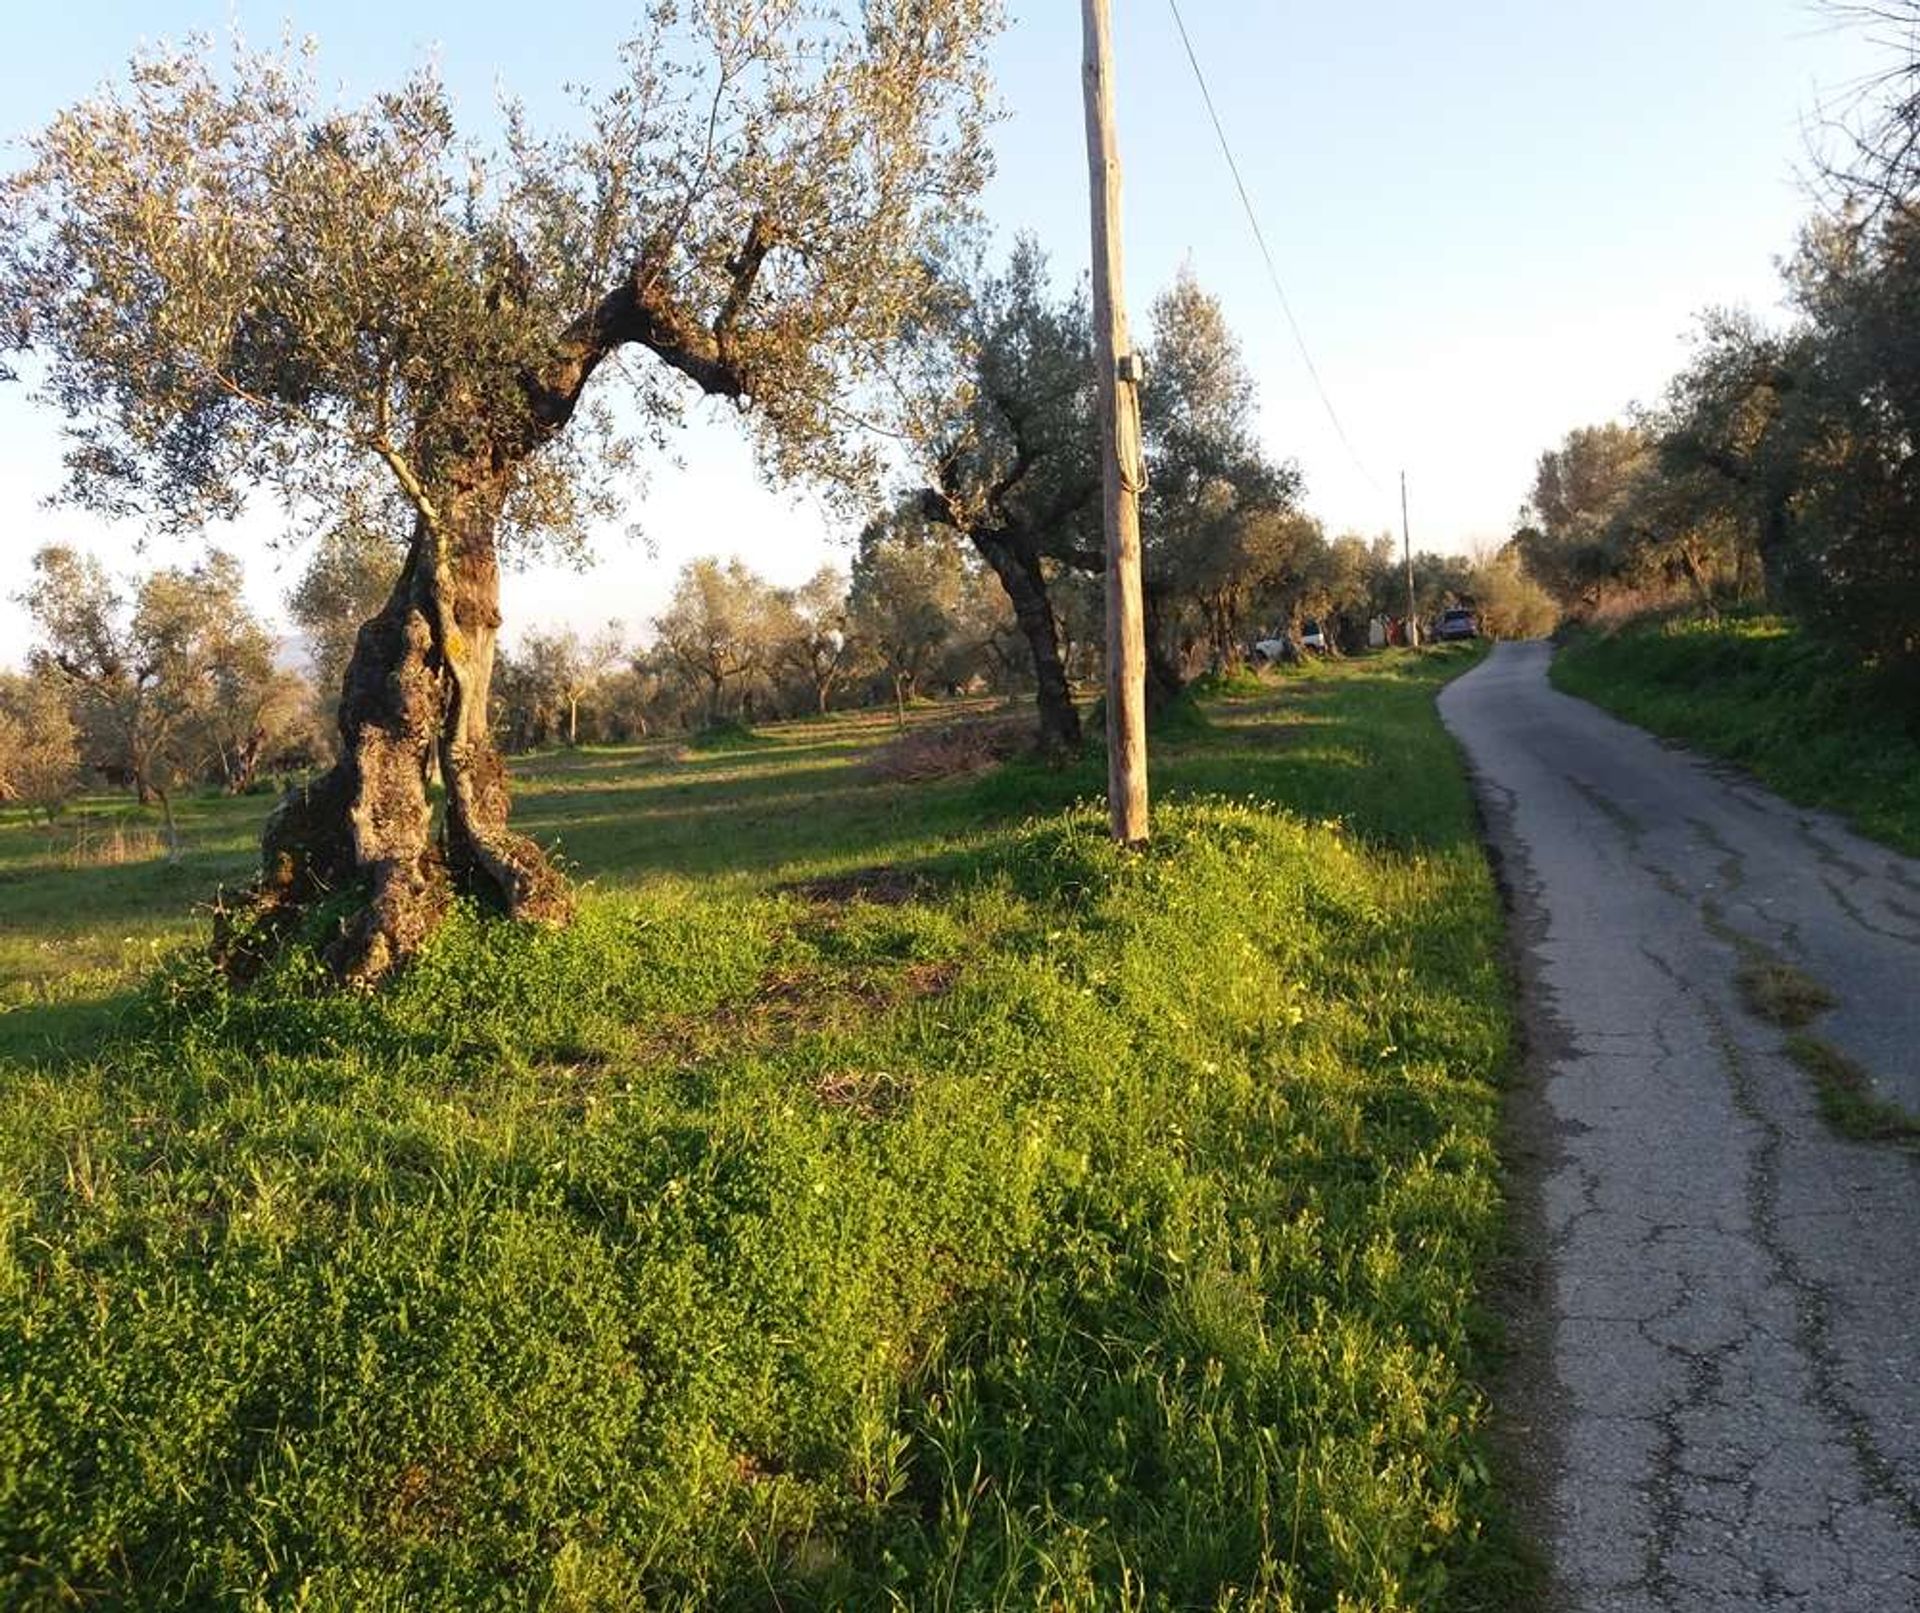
(716, 213), (778, 341)
(523, 212), (783, 452)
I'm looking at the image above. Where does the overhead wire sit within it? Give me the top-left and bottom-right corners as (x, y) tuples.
(1164, 0), (1383, 493)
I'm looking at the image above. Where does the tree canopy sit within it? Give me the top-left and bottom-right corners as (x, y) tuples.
(914, 239), (1100, 750)
(1142, 268), (1304, 677)
(0, 5), (1001, 547)
(0, 2), (1004, 981)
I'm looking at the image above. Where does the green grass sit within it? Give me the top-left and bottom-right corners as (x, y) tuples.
(0, 648), (1525, 1610)
(685, 716), (781, 752)
(1785, 1035), (1920, 1148)
(0, 794), (264, 1064)
(1734, 958), (1837, 1031)
(1551, 612), (1920, 855)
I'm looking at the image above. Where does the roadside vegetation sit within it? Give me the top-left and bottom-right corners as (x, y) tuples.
(1551, 612), (1920, 856)
(0, 649), (1529, 1610)
(1786, 1035), (1920, 1148)
(1512, 8), (1918, 847)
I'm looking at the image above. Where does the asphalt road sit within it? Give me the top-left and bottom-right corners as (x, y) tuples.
(1440, 641), (1920, 1611)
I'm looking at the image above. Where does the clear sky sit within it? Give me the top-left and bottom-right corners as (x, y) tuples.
(0, 1), (1885, 663)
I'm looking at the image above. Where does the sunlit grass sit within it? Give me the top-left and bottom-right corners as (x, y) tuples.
(1552, 611), (1920, 855)
(0, 648), (1525, 1609)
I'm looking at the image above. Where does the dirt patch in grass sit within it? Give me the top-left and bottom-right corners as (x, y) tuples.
(812, 1066), (915, 1118)
(1216, 720), (1311, 751)
(896, 960), (959, 997)
(1786, 1035), (1920, 1147)
(618, 956), (958, 1078)
(781, 864), (932, 907)
(1735, 959), (1837, 1028)
(865, 718), (1029, 783)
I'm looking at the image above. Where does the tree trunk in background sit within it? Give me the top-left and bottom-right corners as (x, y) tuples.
(228, 482), (570, 985)
(1678, 543), (1720, 620)
(1141, 585), (1185, 714)
(131, 753), (157, 807)
(156, 784), (179, 863)
(973, 533), (1082, 755)
(1757, 485), (1796, 612)
(226, 731), (265, 795)
(1204, 595), (1244, 673)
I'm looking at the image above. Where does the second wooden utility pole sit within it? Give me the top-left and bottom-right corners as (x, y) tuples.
(1401, 470), (1418, 649)
(1082, 0), (1150, 847)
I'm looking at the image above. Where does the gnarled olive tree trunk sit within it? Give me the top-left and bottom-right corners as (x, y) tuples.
(231, 479), (569, 984)
(972, 532), (1081, 755)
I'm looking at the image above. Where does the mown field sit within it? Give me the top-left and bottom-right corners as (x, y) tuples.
(0, 648), (1527, 1611)
(1552, 611), (1920, 856)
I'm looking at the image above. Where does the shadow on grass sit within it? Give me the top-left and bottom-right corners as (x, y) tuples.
(0, 846), (258, 930)
(0, 988), (147, 1068)
(547, 654), (1484, 899)
(0, 657), (1482, 1068)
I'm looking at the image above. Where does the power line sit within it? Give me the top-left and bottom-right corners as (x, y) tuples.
(1164, 0), (1381, 492)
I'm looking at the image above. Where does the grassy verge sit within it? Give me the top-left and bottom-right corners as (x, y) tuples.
(1551, 612), (1920, 855)
(0, 648), (1524, 1609)
(0, 791), (264, 1061)
(1786, 1035), (1920, 1148)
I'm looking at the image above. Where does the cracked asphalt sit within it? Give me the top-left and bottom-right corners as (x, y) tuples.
(1439, 642), (1920, 1611)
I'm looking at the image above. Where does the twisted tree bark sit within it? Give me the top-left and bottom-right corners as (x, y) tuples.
(221, 221), (777, 985)
(229, 486), (569, 985)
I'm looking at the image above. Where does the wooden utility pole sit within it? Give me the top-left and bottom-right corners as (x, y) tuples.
(1401, 469), (1418, 649)
(1082, 0), (1150, 847)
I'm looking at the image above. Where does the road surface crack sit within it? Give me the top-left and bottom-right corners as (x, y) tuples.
(1822, 874), (1920, 949)
(1703, 999), (1920, 1534)
(1566, 772), (1646, 846)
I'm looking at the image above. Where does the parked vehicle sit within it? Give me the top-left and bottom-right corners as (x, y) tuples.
(1434, 607), (1479, 641)
(1299, 619), (1328, 652)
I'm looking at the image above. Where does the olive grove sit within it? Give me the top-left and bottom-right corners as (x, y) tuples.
(0, 3), (1001, 980)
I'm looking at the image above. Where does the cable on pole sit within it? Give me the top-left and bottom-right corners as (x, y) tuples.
(1165, 0), (1382, 493)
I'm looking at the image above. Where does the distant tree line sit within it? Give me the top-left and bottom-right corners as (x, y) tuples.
(3, 548), (322, 844)
(489, 545), (1018, 752)
(1515, 4), (1920, 674)
(5, 249), (1558, 826)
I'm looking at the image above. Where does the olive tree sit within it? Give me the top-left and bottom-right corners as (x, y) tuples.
(849, 504), (973, 723)
(20, 545), (265, 851)
(771, 566), (863, 715)
(653, 558), (779, 725)
(1514, 422), (1656, 607)
(1142, 269), (1303, 680)
(510, 624), (628, 747)
(287, 518), (408, 730)
(0, 3), (999, 981)
(0, 671), (82, 821)
(917, 240), (1101, 753)
(194, 631), (316, 795)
